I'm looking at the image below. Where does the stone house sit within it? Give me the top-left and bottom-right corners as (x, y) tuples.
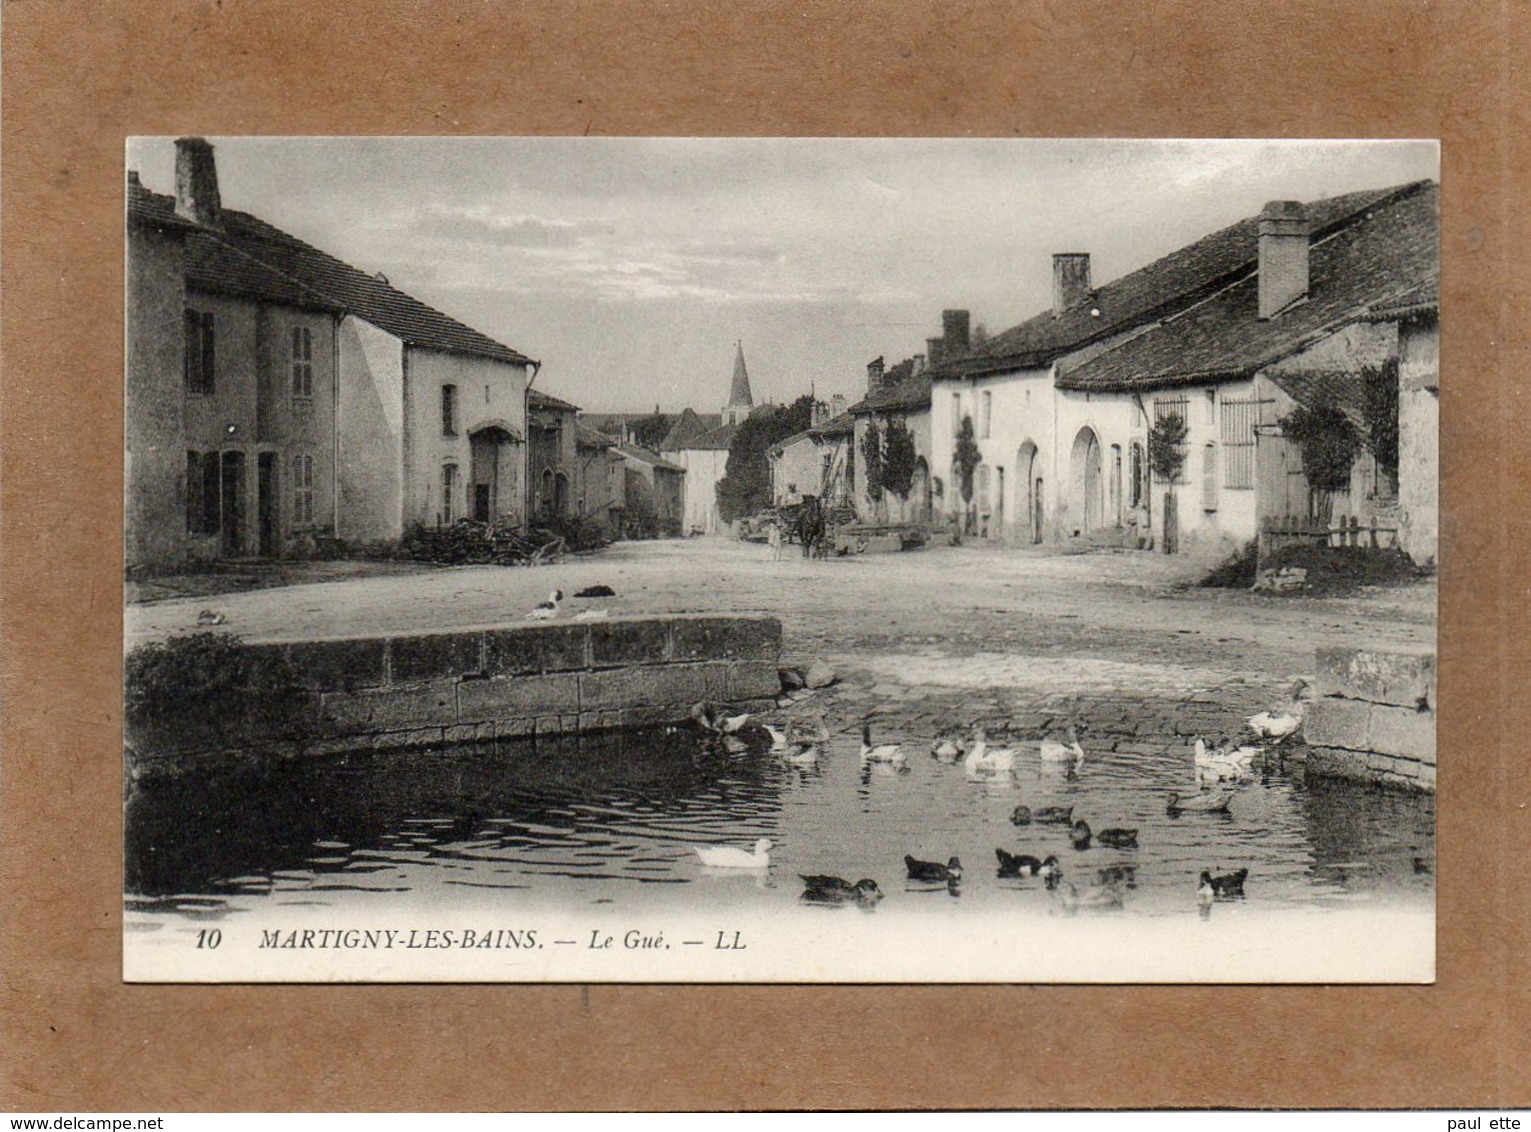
(658, 409), (732, 535)
(848, 354), (935, 526)
(614, 444), (686, 538)
(126, 138), (543, 571)
(527, 388), (580, 521)
(574, 423), (627, 538)
(767, 395), (850, 509)
(927, 179), (1438, 553)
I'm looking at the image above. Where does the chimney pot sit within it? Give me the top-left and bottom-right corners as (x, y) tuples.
(1052, 253), (1092, 316)
(942, 309), (971, 357)
(1258, 200), (1309, 319)
(174, 137), (223, 229)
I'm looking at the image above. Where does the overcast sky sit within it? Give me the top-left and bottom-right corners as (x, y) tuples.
(128, 137), (1437, 414)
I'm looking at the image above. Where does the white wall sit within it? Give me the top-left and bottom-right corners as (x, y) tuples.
(337, 316), (404, 542)
(672, 448), (729, 533)
(404, 347), (528, 530)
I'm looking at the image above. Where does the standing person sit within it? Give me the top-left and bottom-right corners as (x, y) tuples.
(768, 511), (784, 561)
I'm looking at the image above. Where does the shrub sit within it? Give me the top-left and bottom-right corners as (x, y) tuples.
(1147, 412), (1188, 484)
(881, 416), (919, 503)
(954, 415), (981, 504)
(1199, 539), (1259, 588)
(1281, 402), (1360, 494)
(125, 632), (305, 744)
(860, 422), (884, 504)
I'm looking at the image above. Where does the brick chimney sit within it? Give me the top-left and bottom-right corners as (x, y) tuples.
(1052, 253), (1092, 315)
(911, 353), (927, 376)
(830, 393), (846, 419)
(926, 337), (945, 365)
(174, 137), (223, 229)
(1258, 200), (1309, 319)
(942, 309), (971, 357)
(866, 355), (885, 394)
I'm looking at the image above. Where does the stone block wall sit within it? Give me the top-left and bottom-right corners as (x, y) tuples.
(127, 614), (782, 773)
(1304, 645), (1436, 791)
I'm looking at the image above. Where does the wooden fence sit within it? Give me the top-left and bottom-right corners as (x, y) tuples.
(1258, 513), (1400, 564)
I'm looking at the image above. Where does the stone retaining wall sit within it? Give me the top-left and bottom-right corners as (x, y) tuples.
(127, 614), (782, 776)
(1304, 645), (1436, 791)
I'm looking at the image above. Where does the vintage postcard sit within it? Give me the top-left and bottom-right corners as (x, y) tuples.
(122, 137), (1438, 983)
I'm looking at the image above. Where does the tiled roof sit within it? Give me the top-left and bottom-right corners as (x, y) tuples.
(848, 371), (932, 415)
(677, 422), (738, 451)
(127, 176), (201, 233)
(186, 232), (343, 313)
(1260, 369), (1369, 430)
(1056, 182), (1437, 392)
(934, 181), (1431, 380)
(129, 180), (532, 367)
(658, 408), (723, 451)
(615, 442), (687, 473)
(575, 423), (619, 450)
(1364, 274), (1439, 320)
(528, 388), (581, 413)
(810, 411), (855, 438)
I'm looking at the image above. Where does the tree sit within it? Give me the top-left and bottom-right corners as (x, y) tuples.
(630, 411), (672, 450)
(881, 415), (918, 502)
(1147, 412), (1188, 554)
(1280, 402), (1360, 516)
(1360, 358), (1400, 489)
(954, 415), (981, 505)
(859, 421), (884, 504)
(715, 394), (816, 522)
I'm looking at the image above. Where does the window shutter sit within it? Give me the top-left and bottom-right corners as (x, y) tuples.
(1202, 443), (1218, 511)
(201, 312), (216, 392)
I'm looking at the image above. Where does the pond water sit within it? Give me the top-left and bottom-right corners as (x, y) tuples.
(125, 720), (1435, 930)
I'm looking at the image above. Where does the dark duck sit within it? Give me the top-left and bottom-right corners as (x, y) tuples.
(799, 875), (883, 906)
(905, 855), (962, 884)
(1096, 827), (1138, 849)
(1201, 867), (1249, 899)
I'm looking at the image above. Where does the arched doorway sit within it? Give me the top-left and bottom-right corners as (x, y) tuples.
(470, 423), (521, 524)
(1069, 427), (1104, 536)
(1016, 441), (1042, 544)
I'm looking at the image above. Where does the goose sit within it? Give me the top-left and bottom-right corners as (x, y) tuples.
(1039, 723), (1086, 772)
(571, 608), (610, 621)
(1195, 737), (1262, 776)
(1248, 678), (1310, 742)
(694, 838), (773, 869)
(1068, 819), (1092, 850)
(1166, 790), (1234, 815)
(1096, 827), (1139, 849)
(904, 854), (962, 883)
(1201, 867), (1249, 898)
(860, 723), (906, 765)
(995, 848), (1045, 877)
(964, 728), (1018, 775)
(526, 589), (564, 620)
(760, 723), (789, 752)
(799, 875), (882, 905)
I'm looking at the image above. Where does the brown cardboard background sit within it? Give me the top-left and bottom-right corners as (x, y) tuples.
(1, 0), (1524, 1111)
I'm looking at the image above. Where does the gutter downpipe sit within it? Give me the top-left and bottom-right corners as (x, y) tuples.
(1133, 390), (1152, 543)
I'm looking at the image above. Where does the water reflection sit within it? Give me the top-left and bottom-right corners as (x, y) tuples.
(125, 720), (1435, 921)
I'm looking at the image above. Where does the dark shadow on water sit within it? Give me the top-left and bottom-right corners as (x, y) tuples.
(125, 728), (784, 897)
(1297, 772), (1436, 893)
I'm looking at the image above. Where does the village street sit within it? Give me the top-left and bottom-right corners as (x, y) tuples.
(127, 539), (1435, 751)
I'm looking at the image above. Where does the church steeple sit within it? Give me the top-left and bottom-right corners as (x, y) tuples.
(723, 340), (754, 426)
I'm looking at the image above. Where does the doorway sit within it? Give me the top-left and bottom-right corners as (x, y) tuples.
(257, 452), (276, 556)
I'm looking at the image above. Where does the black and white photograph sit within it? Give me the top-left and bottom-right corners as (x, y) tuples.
(122, 136), (1439, 982)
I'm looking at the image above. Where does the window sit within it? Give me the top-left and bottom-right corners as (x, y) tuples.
(184, 309), (215, 395)
(1220, 398), (1260, 489)
(1205, 388), (1217, 425)
(981, 391), (992, 439)
(1201, 442), (1219, 512)
(290, 325), (313, 401)
(441, 464), (458, 523)
(292, 453), (315, 526)
(442, 384), (458, 436)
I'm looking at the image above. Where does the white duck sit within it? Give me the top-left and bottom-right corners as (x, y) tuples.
(760, 723), (789, 752)
(963, 728), (1018, 775)
(526, 589), (564, 620)
(1248, 678), (1310, 742)
(695, 838), (773, 869)
(860, 723), (906, 766)
(1039, 723), (1086, 773)
(1193, 738), (1262, 784)
(931, 736), (966, 762)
